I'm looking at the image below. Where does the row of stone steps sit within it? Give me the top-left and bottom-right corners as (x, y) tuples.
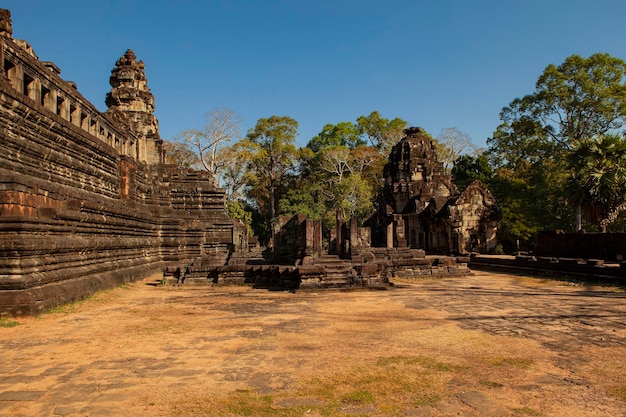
(163, 251), (472, 290)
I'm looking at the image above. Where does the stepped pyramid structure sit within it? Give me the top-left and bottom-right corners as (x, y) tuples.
(0, 8), (239, 315)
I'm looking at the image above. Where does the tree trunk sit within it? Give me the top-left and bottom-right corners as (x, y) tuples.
(575, 205), (582, 232)
(270, 185), (276, 222)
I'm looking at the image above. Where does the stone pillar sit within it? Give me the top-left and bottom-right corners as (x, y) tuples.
(349, 217), (360, 257)
(43, 88), (56, 113)
(335, 210), (343, 255)
(59, 96), (70, 120)
(7, 64), (22, 93)
(313, 219), (322, 257)
(386, 221), (394, 249)
(395, 215), (407, 248)
(0, 40), (4, 82)
(304, 218), (314, 257)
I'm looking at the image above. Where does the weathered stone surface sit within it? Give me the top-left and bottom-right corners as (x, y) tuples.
(106, 49), (162, 165)
(367, 127), (499, 254)
(0, 390), (45, 401)
(0, 8), (235, 315)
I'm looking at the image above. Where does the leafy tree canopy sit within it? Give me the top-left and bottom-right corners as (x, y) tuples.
(307, 121), (365, 153)
(486, 53), (626, 239)
(566, 133), (626, 230)
(451, 154), (493, 191)
(489, 53), (626, 168)
(356, 111), (408, 155)
(243, 115), (300, 228)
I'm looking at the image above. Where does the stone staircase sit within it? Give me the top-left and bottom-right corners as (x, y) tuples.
(163, 249), (470, 290)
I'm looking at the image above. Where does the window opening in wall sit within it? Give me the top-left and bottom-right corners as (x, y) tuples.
(56, 95), (64, 116)
(99, 126), (106, 140)
(41, 85), (51, 108)
(23, 72), (35, 99)
(80, 113), (88, 131)
(90, 119), (97, 135)
(107, 132), (114, 147)
(4, 59), (16, 88)
(70, 104), (79, 125)
(3, 59), (13, 76)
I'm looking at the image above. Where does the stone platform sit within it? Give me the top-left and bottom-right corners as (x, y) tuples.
(163, 250), (471, 290)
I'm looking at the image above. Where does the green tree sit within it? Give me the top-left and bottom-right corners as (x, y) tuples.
(217, 141), (252, 201)
(335, 173), (374, 223)
(307, 121), (365, 153)
(226, 200), (253, 233)
(566, 133), (626, 231)
(357, 111), (408, 156)
(243, 115), (299, 230)
(487, 52), (626, 238)
(287, 118), (385, 236)
(451, 154), (493, 191)
(278, 179), (326, 220)
(492, 53), (626, 154)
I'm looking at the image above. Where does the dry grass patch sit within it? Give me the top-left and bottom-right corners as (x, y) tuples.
(513, 406), (542, 416)
(0, 317), (19, 327)
(486, 356), (534, 369)
(170, 355), (468, 416)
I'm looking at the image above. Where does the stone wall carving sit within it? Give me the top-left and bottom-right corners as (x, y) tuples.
(0, 8), (235, 315)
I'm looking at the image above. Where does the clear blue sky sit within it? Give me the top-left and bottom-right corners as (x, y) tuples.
(5, 0), (626, 149)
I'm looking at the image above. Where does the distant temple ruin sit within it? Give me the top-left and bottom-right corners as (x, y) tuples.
(367, 127), (499, 254)
(0, 9), (237, 314)
(176, 129), (499, 290)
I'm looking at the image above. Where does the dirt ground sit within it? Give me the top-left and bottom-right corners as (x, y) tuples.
(0, 270), (625, 417)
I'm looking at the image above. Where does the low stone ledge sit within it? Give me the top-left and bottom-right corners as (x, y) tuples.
(0, 262), (163, 315)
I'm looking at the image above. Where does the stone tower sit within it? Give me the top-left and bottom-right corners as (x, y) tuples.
(369, 127), (498, 253)
(382, 127), (458, 214)
(106, 49), (163, 164)
(0, 8), (12, 38)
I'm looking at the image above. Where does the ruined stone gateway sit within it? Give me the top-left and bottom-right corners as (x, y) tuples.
(0, 9), (237, 315)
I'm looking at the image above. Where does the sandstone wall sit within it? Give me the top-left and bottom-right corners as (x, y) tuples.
(0, 14), (233, 315)
(536, 231), (626, 261)
(0, 79), (161, 314)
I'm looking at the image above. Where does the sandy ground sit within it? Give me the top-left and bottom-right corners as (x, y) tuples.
(0, 271), (625, 417)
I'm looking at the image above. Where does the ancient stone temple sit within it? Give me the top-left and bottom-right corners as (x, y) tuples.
(368, 127), (499, 254)
(0, 8), (236, 315)
(106, 49), (162, 165)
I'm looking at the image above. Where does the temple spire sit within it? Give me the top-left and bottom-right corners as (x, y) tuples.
(106, 49), (162, 164)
